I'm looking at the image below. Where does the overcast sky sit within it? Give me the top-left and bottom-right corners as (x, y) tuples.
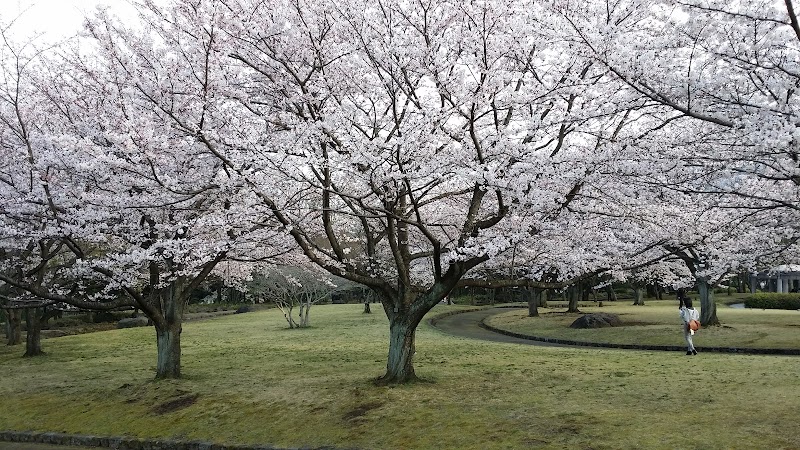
(1, 0), (134, 41)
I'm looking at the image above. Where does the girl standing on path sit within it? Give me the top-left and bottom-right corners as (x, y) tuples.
(679, 294), (699, 355)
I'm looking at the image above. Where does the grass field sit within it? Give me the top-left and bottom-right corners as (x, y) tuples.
(1, 303), (799, 449)
(486, 300), (800, 349)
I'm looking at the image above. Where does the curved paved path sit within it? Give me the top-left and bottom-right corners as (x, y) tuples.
(429, 307), (569, 347)
(429, 306), (800, 355)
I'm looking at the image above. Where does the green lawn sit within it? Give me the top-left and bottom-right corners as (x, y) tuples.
(1, 304), (799, 449)
(486, 300), (800, 349)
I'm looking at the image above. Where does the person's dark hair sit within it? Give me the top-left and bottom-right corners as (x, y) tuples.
(683, 297), (693, 308)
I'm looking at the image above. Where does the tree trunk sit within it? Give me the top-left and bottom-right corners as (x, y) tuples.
(152, 279), (188, 379)
(299, 303), (306, 327)
(606, 285), (618, 302)
(542, 289), (551, 308)
(5, 308), (22, 346)
(632, 285), (645, 306)
(23, 307), (43, 357)
(287, 303), (297, 328)
(277, 301), (298, 328)
(567, 286), (580, 313)
(697, 277), (720, 326)
(363, 301), (371, 314)
(41, 307), (60, 326)
(737, 272), (747, 293)
(155, 324), (182, 379)
(298, 301), (311, 327)
(377, 314), (420, 385)
(526, 288), (540, 317)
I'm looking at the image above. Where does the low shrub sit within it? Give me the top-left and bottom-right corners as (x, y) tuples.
(50, 316), (91, 328)
(235, 305), (253, 314)
(744, 293), (800, 310)
(187, 303), (241, 313)
(117, 317), (150, 329)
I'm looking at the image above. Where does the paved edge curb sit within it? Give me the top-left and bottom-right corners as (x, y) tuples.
(430, 305), (800, 355)
(0, 431), (350, 450)
(427, 306), (489, 327)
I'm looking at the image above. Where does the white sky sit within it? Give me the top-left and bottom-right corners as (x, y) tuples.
(1, 0), (135, 41)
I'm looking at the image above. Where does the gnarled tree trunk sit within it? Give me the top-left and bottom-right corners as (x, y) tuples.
(375, 286), (445, 385)
(378, 313), (420, 384)
(697, 277), (719, 326)
(23, 307), (43, 357)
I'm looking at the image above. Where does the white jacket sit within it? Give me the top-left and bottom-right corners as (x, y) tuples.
(679, 307), (699, 324)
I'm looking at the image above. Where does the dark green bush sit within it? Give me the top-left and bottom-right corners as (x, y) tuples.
(744, 293), (800, 310)
(50, 316), (91, 328)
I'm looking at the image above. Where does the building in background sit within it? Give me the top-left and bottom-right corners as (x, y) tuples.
(750, 265), (800, 293)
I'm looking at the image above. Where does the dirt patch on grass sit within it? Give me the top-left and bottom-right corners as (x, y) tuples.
(152, 394), (199, 415)
(556, 423), (581, 435)
(342, 401), (383, 422)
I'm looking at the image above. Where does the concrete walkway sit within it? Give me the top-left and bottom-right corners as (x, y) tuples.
(428, 306), (800, 355)
(429, 307), (569, 347)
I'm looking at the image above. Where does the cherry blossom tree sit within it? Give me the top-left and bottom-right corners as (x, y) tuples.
(553, 0), (800, 323)
(0, 9), (293, 377)
(194, 0), (678, 383)
(256, 268), (334, 328)
(0, 22), (81, 356)
(558, 0), (800, 248)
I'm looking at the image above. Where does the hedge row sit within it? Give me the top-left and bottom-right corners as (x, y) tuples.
(744, 293), (800, 310)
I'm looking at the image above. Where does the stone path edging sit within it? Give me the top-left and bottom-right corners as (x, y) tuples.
(0, 431), (348, 450)
(480, 318), (800, 354)
(427, 306), (488, 326)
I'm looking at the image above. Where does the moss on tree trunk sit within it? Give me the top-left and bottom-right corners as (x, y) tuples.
(376, 315), (419, 385)
(155, 325), (182, 379)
